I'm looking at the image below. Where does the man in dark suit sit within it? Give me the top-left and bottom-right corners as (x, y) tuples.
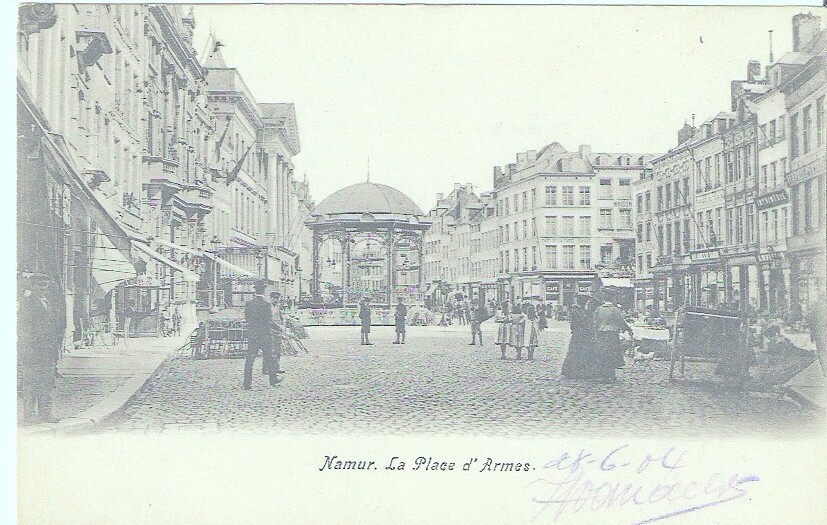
(243, 281), (278, 389)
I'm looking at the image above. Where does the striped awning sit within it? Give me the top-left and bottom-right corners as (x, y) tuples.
(90, 226), (137, 294)
(133, 242), (200, 282)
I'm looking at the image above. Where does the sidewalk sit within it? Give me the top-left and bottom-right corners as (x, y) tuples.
(782, 330), (826, 410)
(19, 326), (195, 435)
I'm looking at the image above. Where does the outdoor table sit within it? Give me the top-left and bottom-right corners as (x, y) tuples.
(631, 324), (670, 341)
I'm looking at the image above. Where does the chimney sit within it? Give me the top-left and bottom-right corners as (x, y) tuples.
(453, 182), (461, 192)
(793, 13), (822, 52)
(516, 152), (527, 165)
(506, 163), (516, 177)
(677, 123), (695, 144)
(747, 60), (761, 82)
(436, 192), (444, 203)
(557, 157), (572, 172)
(526, 150), (538, 163)
(578, 145), (592, 158)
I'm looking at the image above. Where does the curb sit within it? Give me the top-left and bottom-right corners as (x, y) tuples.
(20, 331), (192, 437)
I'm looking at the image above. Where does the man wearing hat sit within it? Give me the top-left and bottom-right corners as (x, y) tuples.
(267, 290), (288, 377)
(359, 296), (373, 345)
(243, 280), (278, 389)
(18, 272), (64, 423)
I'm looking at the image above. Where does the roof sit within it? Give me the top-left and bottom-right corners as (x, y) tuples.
(313, 182), (425, 217)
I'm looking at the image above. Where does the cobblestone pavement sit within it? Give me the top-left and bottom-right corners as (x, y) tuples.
(101, 321), (824, 437)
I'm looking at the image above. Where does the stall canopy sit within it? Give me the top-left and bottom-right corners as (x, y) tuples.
(133, 242), (200, 282)
(202, 251), (256, 278)
(90, 226), (137, 294)
(424, 283), (439, 296)
(600, 277), (634, 288)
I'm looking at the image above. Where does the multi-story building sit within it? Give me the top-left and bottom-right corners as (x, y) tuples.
(632, 164), (656, 310)
(469, 192), (499, 304)
(781, 13), (827, 316)
(17, 5), (309, 347)
(422, 184), (479, 304)
(493, 143), (652, 306)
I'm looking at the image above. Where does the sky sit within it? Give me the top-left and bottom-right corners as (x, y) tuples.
(191, 5), (809, 212)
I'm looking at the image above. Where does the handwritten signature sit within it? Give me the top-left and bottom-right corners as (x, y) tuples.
(525, 445), (759, 523)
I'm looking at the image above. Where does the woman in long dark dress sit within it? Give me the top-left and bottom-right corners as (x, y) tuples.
(393, 298), (407, 344)
(561, 295), (597, 379)
(496, 300), (511, 360)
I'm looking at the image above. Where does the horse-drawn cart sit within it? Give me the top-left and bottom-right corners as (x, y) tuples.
(669, 306), (752, 381)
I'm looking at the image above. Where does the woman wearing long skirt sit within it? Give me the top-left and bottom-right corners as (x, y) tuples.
(561, 295), (597, 379)
(525, 302), (539, 360)
(537, 302), (548, 332)
(509, 303), (526, 360)
(496, 301), (511, 360)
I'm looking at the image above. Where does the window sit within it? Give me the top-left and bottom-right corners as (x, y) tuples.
(646, 253), (652, 269)
(579, 245), (591, 269)
(745, 144), (754, 177)
(561, 216), (574, 236)
(637, 224), (644, 242)
(782, 207), (788, 239)
(562, 245), (575, 269)
(522, 191), (528, 211)
(665, 183), (672, 209)
(761, 165), (768, 190)
(522, 220), (528, 239)
(674, 222), (681, 255)
(531, 218), (537, 237)
(781, 158), (787, 179)
(790, 113), (799, 159)
(771, 209), (779, 243)
(513, 194), (520, 212)
(620, 209), (632, 229)
(638, 255), (644, 273)
(657, 187), (663, 211)
(504, 223), (510, 242)
(803, 105), (812, 155)
(599, 209), (613, 229)
(514, 249), (520, 272)
(504, 251), (510, 272)
(504, 197), (509, 216)
(696, 160), (703, 192)
(645, 191), (651, 212)
(817, 96), (824, 148)
(679, 179), (686, 204)
(683, 218), (691, 252)
(546, 216), (557, 236)
(666, 224), (672, 254)
(545, 186), (557, 205)
(531, 188), (537, 207)
(618, 179), (631, 198)
(579, 216), (591, 236)
(637, 194), (643, 213)
(514, 221), (520, 239)
(600, 245), (613, 264)
(760, 124), (768, 147)
(646, 221), (652, 242)
(522, 247), (528, 270)
(562, 186), (574, 206)
(762, 211), (769, 244)
(725, 152), (733, 183)
(657, 226), (664, 255)
(736, 206), (744, 244)
(579, 186), (591, 205)
(769, 119), (776, 143)
(714, 153), (722, 186)
(779, 115), (786, 139)
(804, 179), (813, 231)
(532, 246), (538, 269)
(546, 245), (558, 269)
(704, 158), (712, 188)
(599, 178), (613, 199)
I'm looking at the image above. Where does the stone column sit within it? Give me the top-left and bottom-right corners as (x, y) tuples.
(387, 226), (395, 306)
(311, 229), (320, 299)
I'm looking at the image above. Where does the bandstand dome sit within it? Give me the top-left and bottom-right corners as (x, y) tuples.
(313, 182), (425, 218)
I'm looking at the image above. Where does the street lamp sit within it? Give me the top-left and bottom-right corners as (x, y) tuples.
(210, 235), (221, 309)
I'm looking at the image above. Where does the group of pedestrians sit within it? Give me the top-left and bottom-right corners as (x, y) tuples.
(494, 299), (547, 360)
(561, 292), (632, 382)
(242, 281), (289, 390)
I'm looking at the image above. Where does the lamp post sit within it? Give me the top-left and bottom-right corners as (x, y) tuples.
(210, 235), (221, 309)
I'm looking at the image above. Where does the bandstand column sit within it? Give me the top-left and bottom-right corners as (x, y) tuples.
(387, 226), (395, 306)
(342, 230), (351, 303)
(311, 229), (320, 299)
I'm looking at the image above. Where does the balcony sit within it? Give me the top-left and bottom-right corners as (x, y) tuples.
(173, 184), (214, 219)
(143, 154), (182, 202)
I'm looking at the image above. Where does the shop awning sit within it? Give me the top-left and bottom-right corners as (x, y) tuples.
(154, 238), (204, 257)
(424, 283), (439, 296)
(600, 277), (633, 288)
(90, 227), (137, 294)
(133, 242), (200, 282)
(202, 251), (256, 278)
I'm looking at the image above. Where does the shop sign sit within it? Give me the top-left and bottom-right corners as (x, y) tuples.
(578, 281), (593, 293)
(755, 189), (788, 210)
(614, 200), (632, 209)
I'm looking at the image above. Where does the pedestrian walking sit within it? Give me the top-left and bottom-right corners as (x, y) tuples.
(243, 281), (278, 389)
(496, 300), (511, 360)
(444, 301), (453, 326)
(561, 294), (598, 380)
(805, 294), (827, 376)
(464, 300), (472, 325)
(537, 301), (548, 331)
(172, 307), (182, 336)
(393, 298), (407, 344)
(524, 301), (539, 360)
(469, 299), (490, 346)
(123, 301), (135, 347)
(509, 303), (527, 360)
(267, 291), (288, 377)
(594, 297), (633, 381)
(360, 296), (373, 345)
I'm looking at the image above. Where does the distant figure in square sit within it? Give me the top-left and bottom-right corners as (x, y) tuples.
(509, 303), (527, 360)
(469, 299), (490, 346)
(360, 296), (373, 345)
(172, 307), (182, 336)
(393, 298), (407, 344)
(524, 301), (539, 360)
(496, 300), (511, 359)
(537, 301), (548, 332)
(243, 281), (278, 389)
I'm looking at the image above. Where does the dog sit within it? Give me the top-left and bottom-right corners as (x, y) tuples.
(632, 345), (655, 371)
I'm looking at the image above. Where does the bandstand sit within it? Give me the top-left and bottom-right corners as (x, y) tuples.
(308, 182), (430, 306)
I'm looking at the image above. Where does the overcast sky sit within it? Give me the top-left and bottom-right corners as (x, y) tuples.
(192, 5), (808, 212)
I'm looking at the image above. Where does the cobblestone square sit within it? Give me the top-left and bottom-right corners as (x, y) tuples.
(102, 322), (824, 437)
